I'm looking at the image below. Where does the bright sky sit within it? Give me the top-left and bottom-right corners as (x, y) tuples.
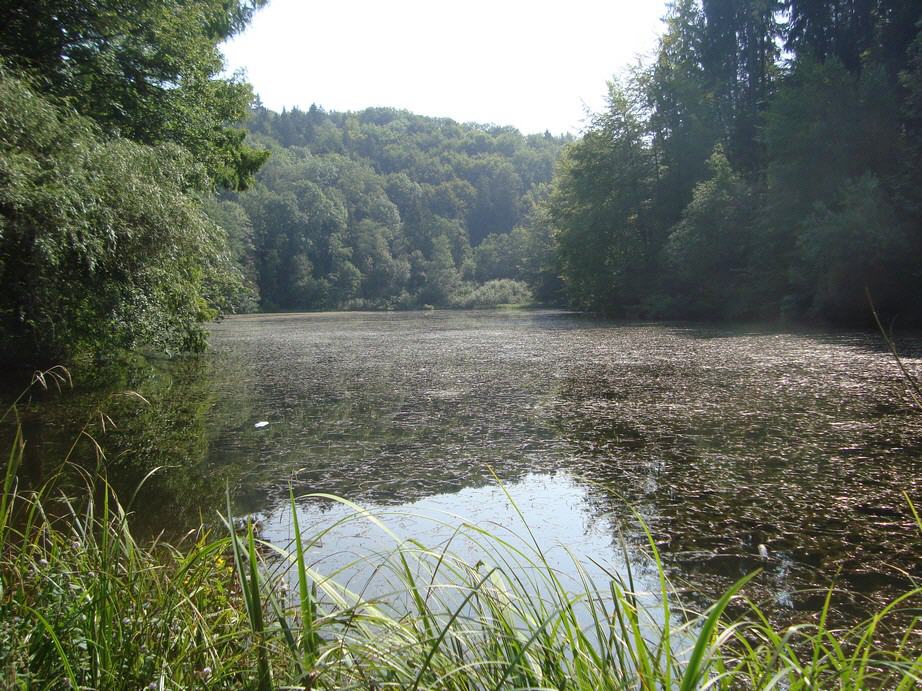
(222, 0), (667, 136)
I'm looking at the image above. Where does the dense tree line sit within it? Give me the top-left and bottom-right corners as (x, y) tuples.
(212, 106), (569, 311)
(0, 0), (268, 362)
(5, 0), (920, 367)
(546, 0), (922, 325)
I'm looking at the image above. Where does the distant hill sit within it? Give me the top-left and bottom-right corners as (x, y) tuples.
(211, 105), (570, 311)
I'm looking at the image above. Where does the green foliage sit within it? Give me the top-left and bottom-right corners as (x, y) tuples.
(544, 0), (922, 325)
(417, 234), (463, 306)
(796, 173), (909, 321)
(0, 67), (245, 361)
(551, 82), (658, 313)
(900, 22), (922, 207)
(759, 58), (909, 317)
(225, 107), (569, 310)
(449, 279), (534, 308)
(700, 0), (781, 170)
(0, 0), (269, 190)
(784, 0), (922, 75)
(201, 197), (261, 313)
(642, 0), (721, 220)
(0, 0), (268, 363)
(474, 228), (529, 282)
(762, 59), (902, 225)
(666, 145), (753, 318)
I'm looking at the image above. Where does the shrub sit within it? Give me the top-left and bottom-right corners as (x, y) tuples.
(450, 279), (534, 308)
(0, 65), (244, 362)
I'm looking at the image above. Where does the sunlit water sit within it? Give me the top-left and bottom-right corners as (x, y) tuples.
(5, 310), (922, 627)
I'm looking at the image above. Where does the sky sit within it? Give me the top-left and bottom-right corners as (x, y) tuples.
(221, 0), (668, 136)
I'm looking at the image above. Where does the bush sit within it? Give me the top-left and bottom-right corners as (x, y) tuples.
(0, 65), (243, 362)
(449, 279), (534, 308)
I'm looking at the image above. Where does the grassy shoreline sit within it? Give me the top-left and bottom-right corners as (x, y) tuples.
(1, 429), (920, 689)
(2, 367), (921, 688)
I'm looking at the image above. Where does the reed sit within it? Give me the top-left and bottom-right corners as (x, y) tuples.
(1, 367), (919, 688)
(0, 432), (919, 689)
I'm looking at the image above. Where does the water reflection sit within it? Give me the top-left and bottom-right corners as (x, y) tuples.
(261, 473), (658, 606)
(1, 355), (236, 530)
(3, 310), (921, 627)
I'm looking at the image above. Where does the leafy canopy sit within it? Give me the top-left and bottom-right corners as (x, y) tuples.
(0, 0), (269, 362)
(0, 0), (269, 190)
(540, 0), (922, 325)
(0, 66), (245, 361)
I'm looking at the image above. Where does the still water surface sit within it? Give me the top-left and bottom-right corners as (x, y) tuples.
(7, 310), (922, 624)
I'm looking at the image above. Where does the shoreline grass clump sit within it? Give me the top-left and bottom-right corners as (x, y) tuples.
(1, 369), (920, 690)
(1, 423), (921, 690)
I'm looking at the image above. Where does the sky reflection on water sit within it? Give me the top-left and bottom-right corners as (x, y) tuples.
(5, 310), (921, 626)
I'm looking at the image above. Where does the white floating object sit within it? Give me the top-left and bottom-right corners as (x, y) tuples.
(757, 543), (770, 559)
(254, 421), (269, 429)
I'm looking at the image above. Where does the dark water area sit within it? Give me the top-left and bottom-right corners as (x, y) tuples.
(3, 309), (921, 629)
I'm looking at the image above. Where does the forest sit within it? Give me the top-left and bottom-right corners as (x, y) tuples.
(217, 0), (922, 328)
(548, 0), (922, 325)
(3, 2), (922, 688)
(3, 0), (922, 364)
(211, 106), (568, 312)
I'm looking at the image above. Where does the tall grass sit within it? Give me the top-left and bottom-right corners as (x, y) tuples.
(0, 433), (919, 689)
(1, 369), (920, 688)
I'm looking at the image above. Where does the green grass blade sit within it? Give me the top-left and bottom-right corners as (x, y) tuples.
(679, 570), (759, 691)
(26, 605), (79, 689)
(290, 488), (320, 673)
(246, 520), (272, 690)
(410, 566), (500, 691)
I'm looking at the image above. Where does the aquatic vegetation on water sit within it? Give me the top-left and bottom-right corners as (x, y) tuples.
(8, 313), (922, 619)
(0, 431), (920, 689)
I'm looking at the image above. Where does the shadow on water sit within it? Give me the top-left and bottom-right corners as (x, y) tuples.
(667, 319), (922, 359)
(2, 309), (921, 632)
(0, 356), (242, 533)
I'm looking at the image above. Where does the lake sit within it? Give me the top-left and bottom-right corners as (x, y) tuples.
(5, 309), (922, 627)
